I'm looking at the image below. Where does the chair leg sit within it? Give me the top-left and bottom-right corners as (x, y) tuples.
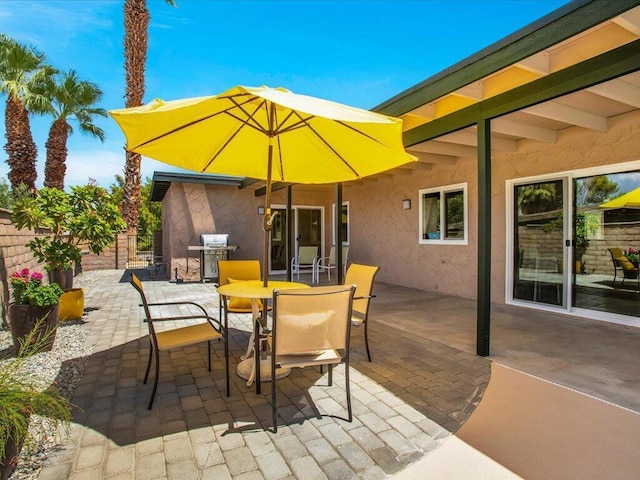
(143, 338), (153, 384)
(224, 326), (230, 398)
(345, 360), (352, 422)
(148, 347), (160, 410)
(328, 364), (333, 386)
(207, 340), (212, 371)
(271, 354), (277, 433)
(364, 321), (372, 362)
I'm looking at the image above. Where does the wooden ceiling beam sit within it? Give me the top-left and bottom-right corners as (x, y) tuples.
(521, 102), (608, 131)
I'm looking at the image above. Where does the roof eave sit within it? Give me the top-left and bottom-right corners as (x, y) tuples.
(375, 0), (640, 117)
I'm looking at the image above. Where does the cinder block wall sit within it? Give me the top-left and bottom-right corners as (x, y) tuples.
(79, 233), (128, 271)
(0, 208), (43, 327)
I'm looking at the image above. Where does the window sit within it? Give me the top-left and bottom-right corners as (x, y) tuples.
(332, 201), (350, 245)
(419, 183), (467, 244)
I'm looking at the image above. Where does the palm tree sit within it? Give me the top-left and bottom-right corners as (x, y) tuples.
(0, 35), (52, 190)
(123, 0), (175, 233)
(43, 70), (107, 190)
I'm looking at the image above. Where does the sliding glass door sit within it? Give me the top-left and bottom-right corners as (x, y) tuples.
(572, 170), (640, 318)
(512, 179), (567, 307)
(269, 206), (323, 274)
(510, 167), (640, 321)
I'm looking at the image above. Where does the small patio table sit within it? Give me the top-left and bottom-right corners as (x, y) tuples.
(217, 280), (309, 394)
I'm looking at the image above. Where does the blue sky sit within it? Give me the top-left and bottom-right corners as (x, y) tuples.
(1, 0), (568, 188)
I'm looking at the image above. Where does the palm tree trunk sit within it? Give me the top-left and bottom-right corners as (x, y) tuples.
(4, 96), (38, 191)
(44, 117), (69, 190)
(123, 0), (149, 233)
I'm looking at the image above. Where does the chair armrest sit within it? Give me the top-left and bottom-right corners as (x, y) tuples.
(147, 301), (210, 316)
(144, 302), (223, 330)
(146, 313), (224, 332)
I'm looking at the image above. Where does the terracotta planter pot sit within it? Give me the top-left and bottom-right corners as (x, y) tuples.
(58, 288), (84, 321)
(8, 304), (59, 355)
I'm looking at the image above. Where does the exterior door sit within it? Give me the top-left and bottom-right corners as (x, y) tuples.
(269, 207), (288, 272)
(295, 207), (323, 255)
(511, 178), (568, 308)
(269, 206), (324, 273)
(572, 170), (640, 319)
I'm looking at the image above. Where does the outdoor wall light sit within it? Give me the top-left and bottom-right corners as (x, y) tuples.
(257, 206), (265, 215)
(402, 199), (411, 210)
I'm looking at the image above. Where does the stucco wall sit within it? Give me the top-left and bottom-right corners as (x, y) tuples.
(158, 109), (640, 298)
(345, 109), (640, 302)
(490, 109), (640, 303)
(162, 182), (335, 282)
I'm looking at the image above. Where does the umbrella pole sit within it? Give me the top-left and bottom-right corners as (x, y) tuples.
(263, 138), (274, 287)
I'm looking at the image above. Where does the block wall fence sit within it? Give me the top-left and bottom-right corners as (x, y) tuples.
(0, 208), (129, 327)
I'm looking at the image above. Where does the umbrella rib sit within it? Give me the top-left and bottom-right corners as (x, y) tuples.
(290, 111), (362, 177)
(228, 97), (269, 133)
(131, 96), (264, 149)
(202, 99), (272, 172)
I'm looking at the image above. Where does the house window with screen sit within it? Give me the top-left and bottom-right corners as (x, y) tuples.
(419, 183), (467, 244)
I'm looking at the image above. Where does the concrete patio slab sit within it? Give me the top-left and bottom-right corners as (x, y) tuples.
(36, 268), (640, 479)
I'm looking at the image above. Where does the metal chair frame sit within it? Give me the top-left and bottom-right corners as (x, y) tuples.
(270, 285), (355, 433)
(130, 273), (229, 409)
(345, 263), (380, 362)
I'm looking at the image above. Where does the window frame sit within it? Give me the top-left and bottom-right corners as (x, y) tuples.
(418, 183), (468, 245)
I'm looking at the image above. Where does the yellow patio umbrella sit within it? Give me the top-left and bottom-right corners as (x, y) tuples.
(110, 85), (416, 285)
(599, 187), (640, 209)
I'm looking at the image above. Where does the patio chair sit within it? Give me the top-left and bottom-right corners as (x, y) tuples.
(270, 284), (355, 432)
(344, 263), (380, 362)
(217, 260), (266, 314)
(130, 273), (229, 410)
(291, 246), (319, 281)
(218, 260), (270, 360)
(608, 248), (639, 288)
(316, 246), (350, 283)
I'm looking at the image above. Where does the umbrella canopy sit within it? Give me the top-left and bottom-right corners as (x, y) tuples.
(599, 187), (640, 209)
(110, 85), (416, 285)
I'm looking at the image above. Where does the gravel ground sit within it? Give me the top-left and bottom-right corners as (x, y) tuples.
(1, 272), (97, 480)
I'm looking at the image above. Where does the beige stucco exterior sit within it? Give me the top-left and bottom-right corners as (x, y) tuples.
(159, 109), (640, 301)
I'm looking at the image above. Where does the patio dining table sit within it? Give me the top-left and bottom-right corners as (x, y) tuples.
(217, 280), (309, 393)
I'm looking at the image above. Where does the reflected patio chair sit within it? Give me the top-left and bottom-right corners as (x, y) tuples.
(608, 248), (639, 288)
(344, 263), (380, 362)
(270, 284), (355, 432)
(218, 260), (270, 360)
(316, 246), (350, 283)
(291, 246), (319, 280)
(130, 273), (229, 409)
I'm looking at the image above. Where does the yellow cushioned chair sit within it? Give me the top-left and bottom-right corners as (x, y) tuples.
(130, 273), (229, 410)
(344, 263), (380, 362)
(217, 260), (268, 314)
(608, 247), (639, 288)
(270, 284), (355, 432)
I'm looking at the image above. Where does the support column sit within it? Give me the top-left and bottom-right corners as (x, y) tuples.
(286, 186), (293, 282)
(335, 183), (343, 285)
(477, 118), (491, 357)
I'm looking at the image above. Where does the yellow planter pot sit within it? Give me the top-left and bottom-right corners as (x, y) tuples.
(58, 288), (84, 321)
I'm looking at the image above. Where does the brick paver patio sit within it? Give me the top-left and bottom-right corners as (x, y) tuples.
(39, 269), (490, 480)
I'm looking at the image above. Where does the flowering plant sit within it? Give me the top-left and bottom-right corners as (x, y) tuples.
(624, 248), (639, 263)
(9, 269), (63, 307)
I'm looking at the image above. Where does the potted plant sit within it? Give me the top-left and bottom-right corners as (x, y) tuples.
(7, 269), (64, 355)
(0, 326), (71, 480)
(12, 184), (126, 319)
(624, 248), (639, 265)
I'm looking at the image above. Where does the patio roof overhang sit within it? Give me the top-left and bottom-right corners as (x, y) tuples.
(150, 171), (247, 201)
(371, 0), (640, 357)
